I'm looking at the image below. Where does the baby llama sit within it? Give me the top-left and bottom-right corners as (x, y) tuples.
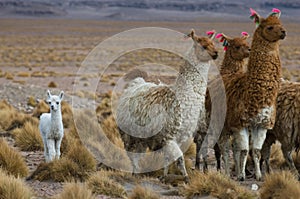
(39, 90), (64, 162)
(211, 8), (286, 181)
(194, 31), (250, 174)
(116, 29), (218, 181)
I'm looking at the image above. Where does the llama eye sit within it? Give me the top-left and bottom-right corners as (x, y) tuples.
(267, 26), (274, 30)
(56, 102), (59, 105)
(48, 101), (51, 105)
(202, 46), (207, 50)
(236, 46), (241, 50)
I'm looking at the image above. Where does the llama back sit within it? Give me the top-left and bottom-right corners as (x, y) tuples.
(117, 77), (174, 139)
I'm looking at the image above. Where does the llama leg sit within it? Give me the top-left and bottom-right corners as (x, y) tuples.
(194, 133), (204, 171)
(202, 147), (208, 173)
(214, 144), (221, 171)
(177, 155), (189, 182)
(43, 137), (50, 162)
(218, 135), (230, 176)
(164, 140), (185, 178)
(55, 138), (63, 159)
(261, 141), (272, 174)
(234, 128), (249, 181)
(282, 147), (298, 175)
(251, 127), (267, 181)
(47, 139), (56, 162)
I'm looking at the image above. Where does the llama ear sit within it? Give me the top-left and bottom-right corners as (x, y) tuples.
(249, 8), (263, 27)
(206, 30), (216, 40)
(216, 33), (232, 51)
(184, 29), (195, 40)
(59, 91), (64, 100)
(47, 90), (51, 99)
(241, 32), (250, 39)
(269, 8), (281, 18)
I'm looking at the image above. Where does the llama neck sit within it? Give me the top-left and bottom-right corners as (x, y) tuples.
(220, 52), (245, 75)
(175, 45), (210, 97)
(247, 33), (281, 78)
(50, 109), (62, 125)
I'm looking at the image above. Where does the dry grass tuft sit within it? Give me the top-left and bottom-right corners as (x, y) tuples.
(0, 169), (33, 199)
(129, 185), (160, 199)
(101, 115), (124, 148)
(12, 121), (43, 151)
(54, 182), (95, 199)
(0, 138), (29, 178)
(48, 81), (58, 88)
(5, 72), (14, 80)
(260, 170), (300, 199)
(17, 71), (31, 77)
(32, 100), (49, 118)
(27, 96), (37, 107)
(61, 101), (74, 128)
(182, 171), (255, 199)
(87, 171), (127, 198)
(30, 137), (96, 182)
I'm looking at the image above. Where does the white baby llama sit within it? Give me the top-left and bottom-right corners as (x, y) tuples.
(116, 29), (218, 181)
(39, 90), (64, 163)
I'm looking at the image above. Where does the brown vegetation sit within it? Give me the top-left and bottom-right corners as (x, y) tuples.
(129, 185), (160, 199)
(0, 169), (33, 199)
(54, 182), (95, 199)
(260, 171), (300, 199)
(0, 138), (29, 178)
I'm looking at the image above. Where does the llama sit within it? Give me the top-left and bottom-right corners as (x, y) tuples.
(194, 31), (250, 174)
(116, 29), (218, 181)
(259, 80), (300, 177)
(39, 90), (64, 163)
(212, 8), (285, 181)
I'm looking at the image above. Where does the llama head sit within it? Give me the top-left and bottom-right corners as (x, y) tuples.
(46, 90), (64, 112)
(216, 32), (251, 60)
(250, 8), (286, 42)
(185, 29), (218, 61)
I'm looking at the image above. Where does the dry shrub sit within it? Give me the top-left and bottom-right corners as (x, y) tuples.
(87, 171), (127, 198)
(12, 121), (43, 151)
(74, 109), (131, 171)
(30, 141), (96, 182)
(0, 100), (19, 130)
(292, 151), (300, 172)
(61, 101), (74, 128)
(48, 81), (58, 88)
(260, 170), (300, 199)
(5, 72), (14, 80)
(0, 169), (33, 199)
(17, 71), (31, 77)
(101, 115), (124, 148)
(54, 182), (95, 199)
(32, 100), (49, 118)
(129, 185), (160, 199)
(27, 96), (37, 107)
(0, 138), (28, 178)
(29, 158), (80, 182)
(182, 171), (255, 199)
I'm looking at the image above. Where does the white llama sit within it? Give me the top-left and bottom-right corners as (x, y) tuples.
(39, 90), (64, 162)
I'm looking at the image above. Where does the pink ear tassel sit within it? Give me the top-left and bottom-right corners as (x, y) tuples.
(241, 32), (249, 36)
(250, 8), (257, 16)
(272, 8), (281, 13)
(206, 30), (215, 36)
(224, 46), (228, 51)
(216, 33), (223, 39)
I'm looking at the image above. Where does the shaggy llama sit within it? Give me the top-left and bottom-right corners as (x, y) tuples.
(39, 90), (64, 162)
(213, 8), (286, 181)
(259, 80), (300, 177)
(194, 31), (250, 174)
(116, 29), (218, 180)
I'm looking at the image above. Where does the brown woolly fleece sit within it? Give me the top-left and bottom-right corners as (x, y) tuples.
(223, 16), (285, 132)
(261, 81), (300, 174)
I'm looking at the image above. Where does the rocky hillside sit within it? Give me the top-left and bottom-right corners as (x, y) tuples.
(0, 0), (299, 20)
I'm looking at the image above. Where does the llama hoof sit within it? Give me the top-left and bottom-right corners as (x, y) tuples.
(238, 175), (245, 181)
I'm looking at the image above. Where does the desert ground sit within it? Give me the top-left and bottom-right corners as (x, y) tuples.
(0, 18), (300, 199)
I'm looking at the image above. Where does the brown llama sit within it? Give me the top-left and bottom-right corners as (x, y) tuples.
(260, 80), (300, 177)
(194, 32), (251, 174)
(214, 8), (286, 181)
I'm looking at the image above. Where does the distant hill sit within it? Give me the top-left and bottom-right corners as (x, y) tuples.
(0, 0), (299, 21)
